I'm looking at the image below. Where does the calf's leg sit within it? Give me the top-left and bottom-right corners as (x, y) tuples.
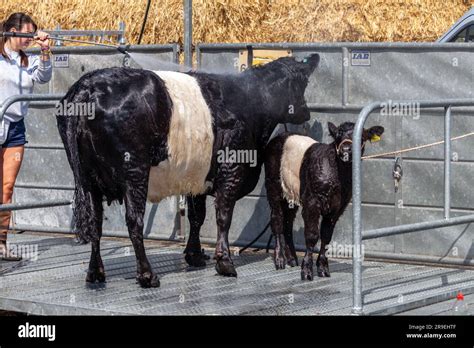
(282, 203), (298, 267)
(317, 216), (337, 277)
(269, 200), (287, 270)
(301, 202), (320, 281)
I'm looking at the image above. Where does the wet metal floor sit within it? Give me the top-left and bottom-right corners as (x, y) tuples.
(1, 232), (474, 315)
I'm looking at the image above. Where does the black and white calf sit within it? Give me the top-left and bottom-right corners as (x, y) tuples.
(56, 54), (320, 288)
(264, 122), (384, 280)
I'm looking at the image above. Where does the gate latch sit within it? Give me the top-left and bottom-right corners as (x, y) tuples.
(392, 157), (403, 193)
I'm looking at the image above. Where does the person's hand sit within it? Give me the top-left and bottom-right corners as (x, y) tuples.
(34, 31), (50, 50)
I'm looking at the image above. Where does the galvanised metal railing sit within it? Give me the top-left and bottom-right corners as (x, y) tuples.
(48, 22), (126, 46)
(0, 94), (70, 212)
(351, 98), (474, 315)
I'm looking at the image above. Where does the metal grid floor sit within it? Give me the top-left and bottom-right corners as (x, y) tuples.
(1, 232), (473, 315)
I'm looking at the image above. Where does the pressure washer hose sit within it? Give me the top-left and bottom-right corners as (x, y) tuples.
(0, 31), (130, 54)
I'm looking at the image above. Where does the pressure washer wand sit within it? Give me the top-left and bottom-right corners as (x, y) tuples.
(0, 31), (129, 53)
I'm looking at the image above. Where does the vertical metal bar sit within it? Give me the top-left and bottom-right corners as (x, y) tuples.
(118, 22), (126, 45)
(444, 106), (452, 219)
(173, 44), (180, 65)
(247, 45), (254, 69)
(352, 108), (366, 314)
(184, 0), (193, 68)
(394, 107), (403, 253)
(196, 45), (201, 69)
(55, 25), (62, 46)
(352, 102), (379, 315)
(342, 47), (349, 106)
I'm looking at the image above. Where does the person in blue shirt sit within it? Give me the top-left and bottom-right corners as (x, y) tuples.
(0, 12), (52, 261)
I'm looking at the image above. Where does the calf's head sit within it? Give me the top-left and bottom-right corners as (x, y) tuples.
(328, 122), (384, 162)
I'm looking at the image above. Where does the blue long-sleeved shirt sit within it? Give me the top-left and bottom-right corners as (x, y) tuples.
(0, 46), (52, 122)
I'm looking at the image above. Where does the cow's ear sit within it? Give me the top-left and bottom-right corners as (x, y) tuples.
(328, 122), (338, 139)
(301, 53), (320, 76)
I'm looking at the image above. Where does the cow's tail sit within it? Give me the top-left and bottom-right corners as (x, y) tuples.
(71, 172), (98, 244)
(57, 84), (100, 244)
(72, 185), (92, 244)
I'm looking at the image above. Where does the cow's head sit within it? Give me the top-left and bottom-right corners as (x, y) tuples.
(328, 121), (385, 162)
(252, 53), (320, 125)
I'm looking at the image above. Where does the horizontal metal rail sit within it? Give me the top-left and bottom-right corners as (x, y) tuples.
(0, 94), (64, 122)
(363, 214), (474, 240)
(15, 183), (74, 191)
(29, 101), (62, 108)
(10, 224), (184, 242)
(352, 98), (474, 315)
(48, 22), (126, 46)
(26, 100), (474, 114)
(0, 200), (72, 212)
(25, 44), (180, 56)
(24, 145), (65, 150)
(306, 103), (474, 113)
(46, 30), (124, 37)
(0, 94), (68, 214)
(197, 42), (474, 50)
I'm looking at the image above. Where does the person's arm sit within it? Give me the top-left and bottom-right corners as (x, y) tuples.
(31, 30), (52, 84)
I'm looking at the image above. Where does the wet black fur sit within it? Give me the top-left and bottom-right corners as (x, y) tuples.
(264, 122), (384, 280)
(56, 54), (320, 287)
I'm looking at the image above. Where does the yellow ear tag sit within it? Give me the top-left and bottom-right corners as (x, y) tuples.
(370, 134), (381, 143)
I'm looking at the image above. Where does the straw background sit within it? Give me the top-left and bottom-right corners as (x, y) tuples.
(1, 0), (472, 45)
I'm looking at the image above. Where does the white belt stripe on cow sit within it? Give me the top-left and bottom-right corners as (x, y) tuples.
(280, 134), (317, 206)
(147, 71), (214, 202)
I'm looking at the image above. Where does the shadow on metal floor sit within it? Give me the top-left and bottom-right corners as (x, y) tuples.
(1, 232), (473, 315)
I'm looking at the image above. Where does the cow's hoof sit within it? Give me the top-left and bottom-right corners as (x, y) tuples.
(301, 269), (314, 281)
(287, 257), (298, 267)
(86, 267), (106, 283)
(215, 259), (237, 277)
(317, 268), (331, 278)
(301, 261), (313, 281)
(137, 272), (160, 288)
(274, 256), (286, 270)
(185, 250), (208, 267)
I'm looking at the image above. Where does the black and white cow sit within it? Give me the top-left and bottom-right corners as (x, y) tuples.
(56, 54), (320, 288)
(264, 122), (384, 280)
